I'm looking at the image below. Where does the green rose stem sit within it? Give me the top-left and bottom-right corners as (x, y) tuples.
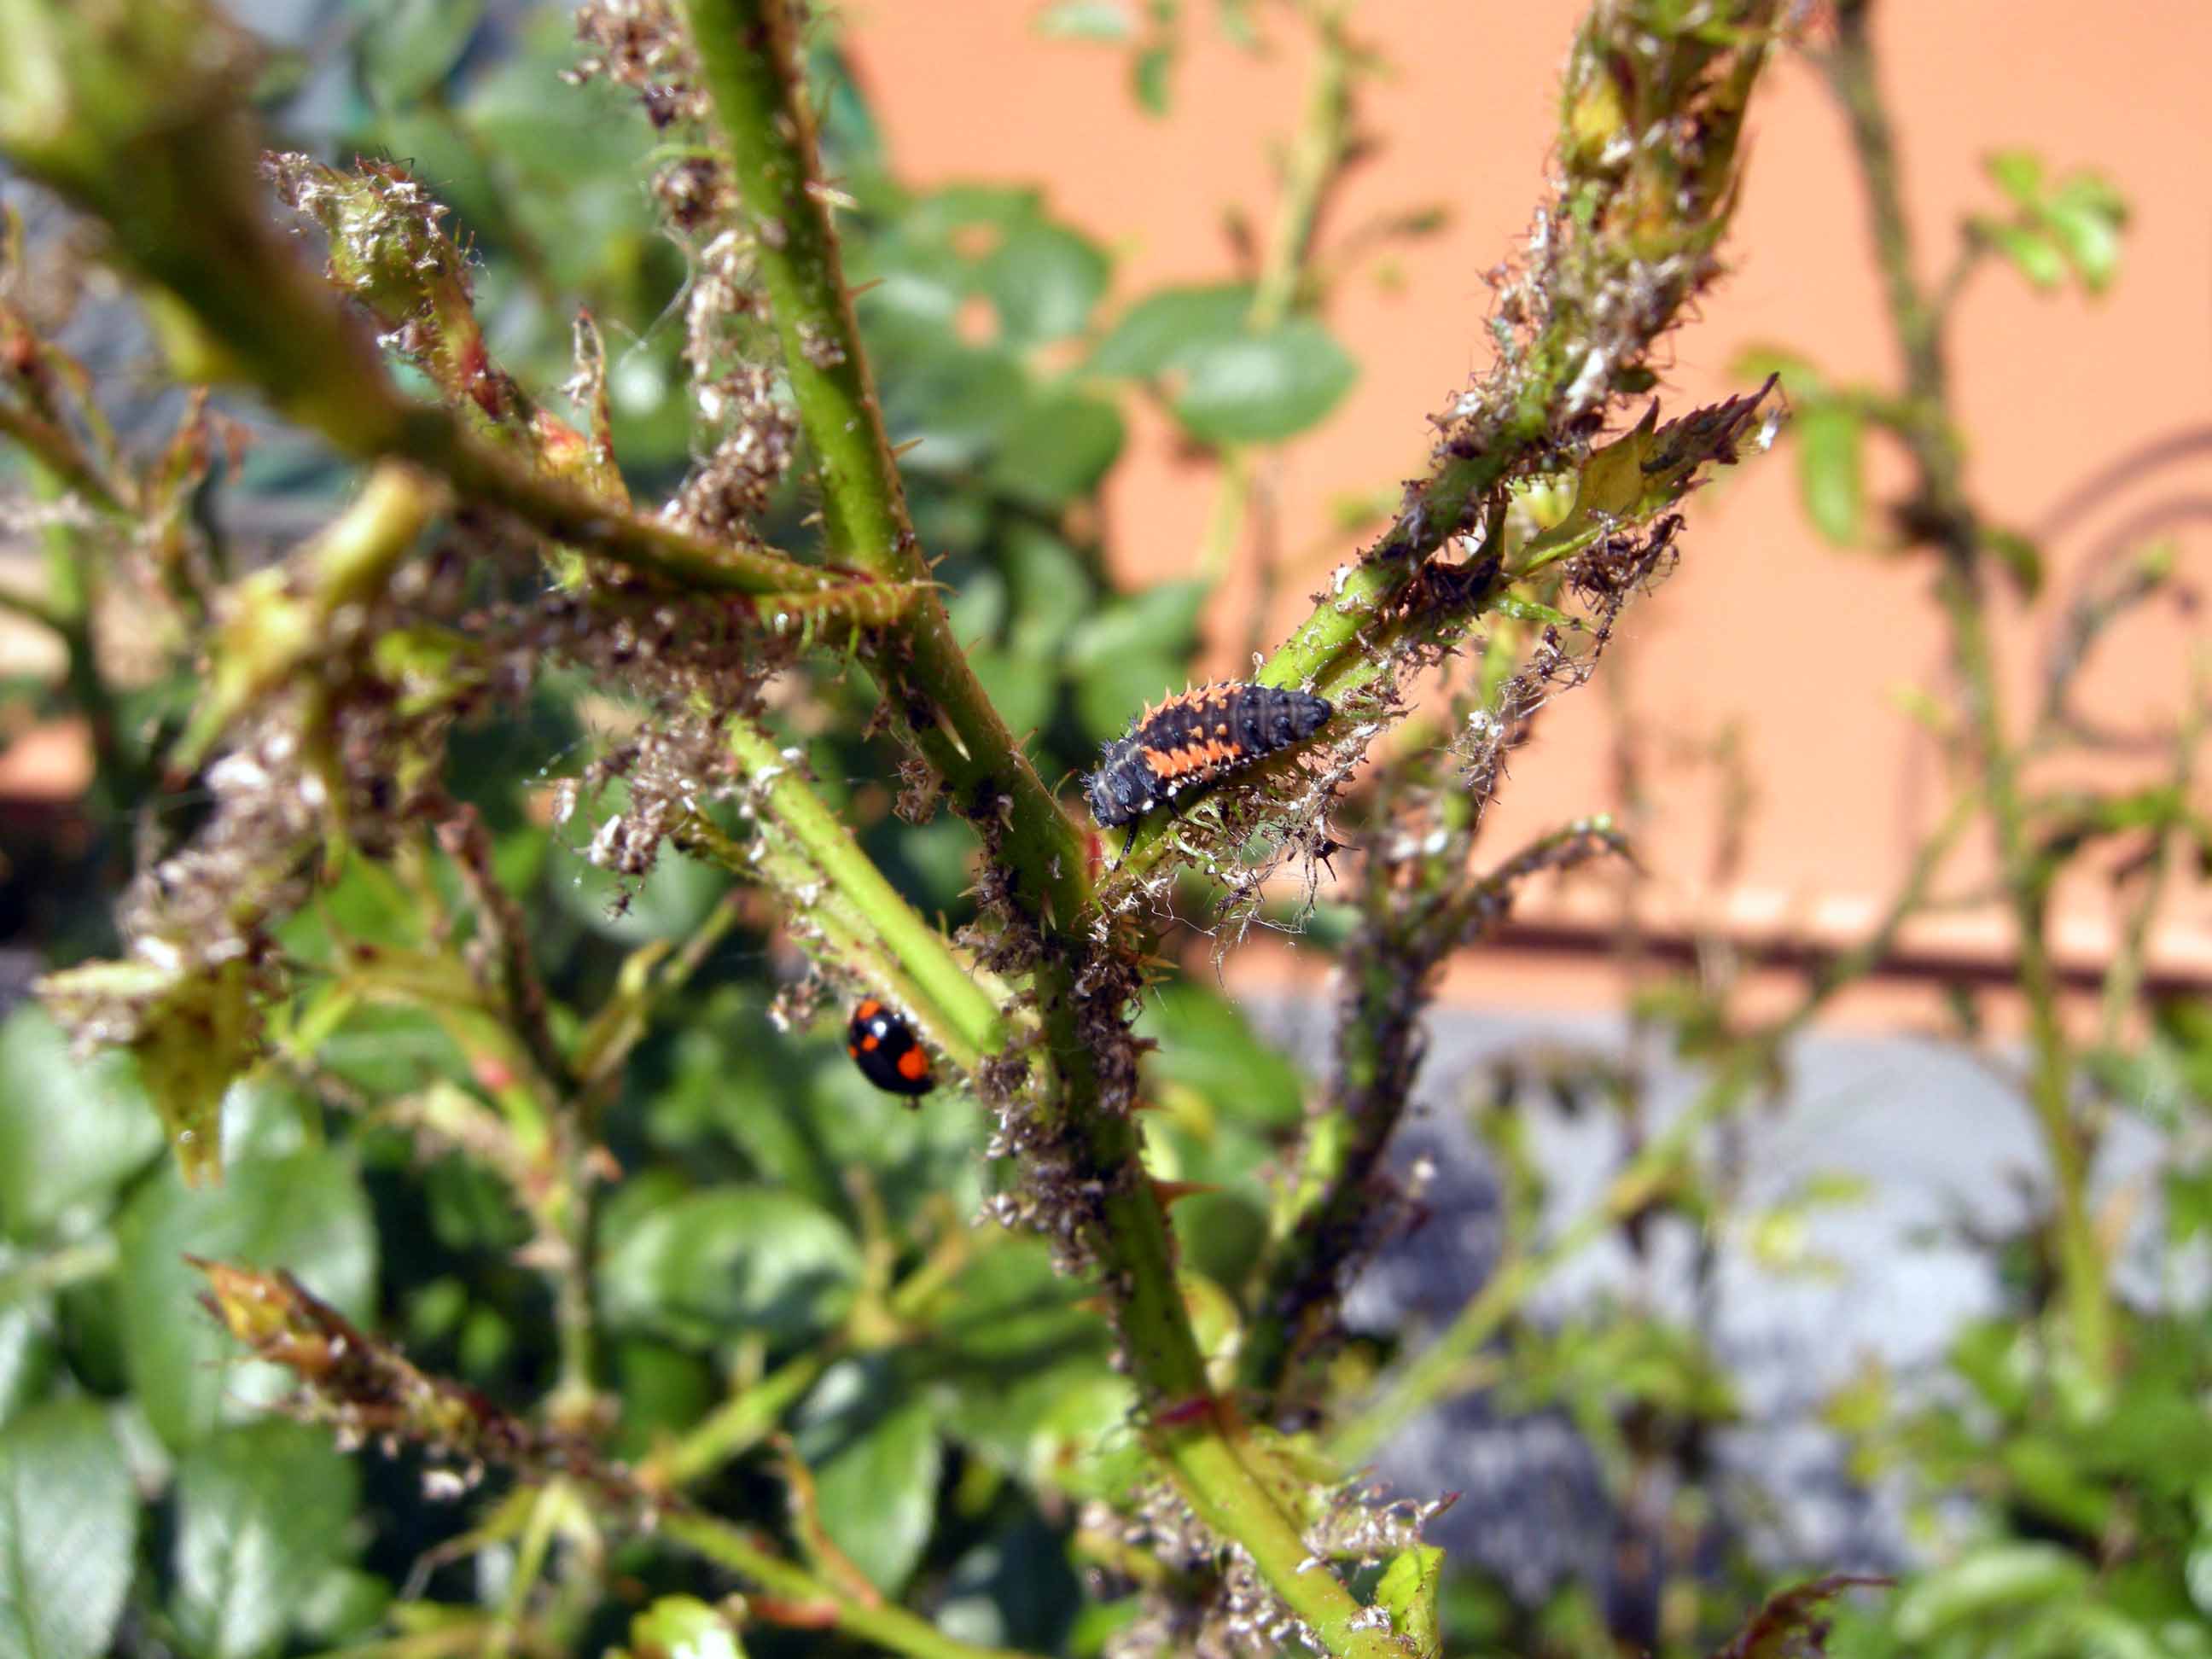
(678, 3), (1415, 1650)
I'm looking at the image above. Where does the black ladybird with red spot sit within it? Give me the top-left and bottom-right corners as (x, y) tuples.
(1085, 680), (1332, 830)
(847, 998), (934, 1099)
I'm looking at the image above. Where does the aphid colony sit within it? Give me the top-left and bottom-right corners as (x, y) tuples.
(1084, 680), (1333, 830)
(848, 684), (1332, 1099)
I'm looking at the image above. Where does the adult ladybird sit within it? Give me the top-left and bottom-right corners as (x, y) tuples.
(846, 998), (934, 1098)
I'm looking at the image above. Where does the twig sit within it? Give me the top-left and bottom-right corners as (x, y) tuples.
(192, 1259), (1038, 1659)
(714, 716), (1004, 1072)
(680, 0), (1089, 932)
(1330, 781), (1982, 1463)
(1240, 811), (1626, 1400)
(1825, 0), (2113, 1387)
(1109, 4), (1782, 884)
(0, 6), (910, 617)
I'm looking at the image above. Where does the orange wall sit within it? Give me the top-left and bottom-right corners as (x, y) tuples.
(845, 3), (2212, 1011)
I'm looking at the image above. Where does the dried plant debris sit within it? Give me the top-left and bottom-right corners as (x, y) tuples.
(193, 1258), (651, 1512)
(568, 0), (709, 129)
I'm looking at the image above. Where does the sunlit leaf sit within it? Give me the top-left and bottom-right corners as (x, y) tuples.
(1796, 402), (1865, 545)
(116, 1150), (376, 1448)
(1893, 1545), (2087, 1640)
(2040, 172), (2128, 293)
(172, 1420), (361, 1659)
(1170, 317), (1356, 445)
(0, 1400), (135, 1659)
(0, 1007), (162, 1238)
(36, 955), (267, 1183)
(356, 0), (486, 108)
(1035, 0), (1134, 40)
(597, 1185), (861, 1348)
(1088, 284), (1254, 378)
(1984, 148), (2046, 211)
(1982, 218), (2066, 290)
(627, 1595), (748, 1659)
(795, 1360), (943, 1594)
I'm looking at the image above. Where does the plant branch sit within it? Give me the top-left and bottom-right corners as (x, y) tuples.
(670, 16), (1417, 1650)
(1109, 3), (1782, 885)
(711, 716), (1006, 1073)
(1826, 0), (2113, 1388)
(0, 4), (910, 618)
(0, 397), (135, 518)
(1241, 811), (1625, 1400)
(679, 0), (1090, 933)
(193, 1258), (1033, 1659)
(1331, 779), (1982, 1463)
(2096, 650), (2205, 1048)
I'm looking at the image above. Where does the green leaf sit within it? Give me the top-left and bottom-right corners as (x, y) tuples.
(2165, 1161), (2212, 1246)
(0, 1301), (61, 1426)
(597, 1185), (861, 1349)
(1516, 378), (1777, 574)
(979, 224), (1111, 348)
(880, 346), (1030, 474)
(1068, 579), (1208, 747)
(1985, 526), (2044, 597)
(987, 388), (1125, 509)
(0, 1400), (135, 1659)
(628, 1595), (748, 1659)
(1088, 284), (1254, 378)
(934, 1520), (1085, 1654)
(2040, 172), (2128, 294)
(1137, 986), (1305, 1129)
(1131, 42), (1175, 114)
(461, 20), (654, 183)
(1035, 0), (1133, 40)
(969, 647), (1059, 746)
(1893, 1544), (2089, 1640)
(1002, 527), (1096, 659)
(115, 1150), (376, 1449)
(1068, 579), (1207, 672)
(1375, 1545), (1443, 1656)
(555, 842), (731, 946)
(355, 0), (486, 108)
(796, 1359), (943, 1594)
(172, 1419), (361, 1659)
(1985, 148), (2047, 211)
(1170, 317), (1357, 445)
(1796, 402), (1866, 545)
(0, 1007), (162, 1239)
(1489, 593), (1577, 630)
(2001, 1435), (2114, 1539)
(1982, 218), (2067, 290)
